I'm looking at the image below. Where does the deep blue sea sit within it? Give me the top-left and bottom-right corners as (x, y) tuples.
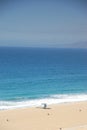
(0, 47), (87, 110)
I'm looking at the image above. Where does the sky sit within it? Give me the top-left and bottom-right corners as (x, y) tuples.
(0, 0), (87, 47)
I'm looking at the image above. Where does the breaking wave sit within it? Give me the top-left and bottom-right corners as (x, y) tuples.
(0, 94), (87, 110)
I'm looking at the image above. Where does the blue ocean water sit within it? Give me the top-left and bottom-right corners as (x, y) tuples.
(0, 47), (87, 109)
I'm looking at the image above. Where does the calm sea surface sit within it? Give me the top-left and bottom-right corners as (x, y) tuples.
(0, 47), (87, 109)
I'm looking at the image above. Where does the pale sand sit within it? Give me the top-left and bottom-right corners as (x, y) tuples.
(0, 102), (87, 130)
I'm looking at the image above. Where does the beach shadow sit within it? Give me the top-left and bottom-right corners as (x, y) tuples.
(45, 107), (51, 109)
(36, 107), (51, 109)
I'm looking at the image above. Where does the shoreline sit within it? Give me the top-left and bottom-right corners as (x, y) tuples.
(0, 100), (87, 111)
(0, 101), (87, 130)
(1, 93), (87, 110)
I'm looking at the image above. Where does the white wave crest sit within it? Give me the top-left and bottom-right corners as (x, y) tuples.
(0, 94), (87, 110)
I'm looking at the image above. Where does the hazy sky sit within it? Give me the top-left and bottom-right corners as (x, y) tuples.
(0, 0), (87, 47)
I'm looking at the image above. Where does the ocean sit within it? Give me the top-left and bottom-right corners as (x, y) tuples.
(0, 47), (87, 110)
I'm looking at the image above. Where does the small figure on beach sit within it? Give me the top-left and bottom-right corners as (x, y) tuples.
(47, 113), (50, 115)
(79, 109), (82, 112)
(6, 119), (9, 122)
(41, 103), (47, 109)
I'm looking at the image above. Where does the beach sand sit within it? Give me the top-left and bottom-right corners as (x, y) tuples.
(0, 102), (87, 130)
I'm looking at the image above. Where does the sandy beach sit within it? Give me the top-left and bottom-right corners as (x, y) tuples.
(0, 102), (87, 130)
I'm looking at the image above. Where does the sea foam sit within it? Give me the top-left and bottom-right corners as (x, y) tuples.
(0, 94), (87, 110)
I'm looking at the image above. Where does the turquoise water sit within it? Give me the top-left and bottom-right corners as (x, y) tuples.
(0, 47), (87, 109)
